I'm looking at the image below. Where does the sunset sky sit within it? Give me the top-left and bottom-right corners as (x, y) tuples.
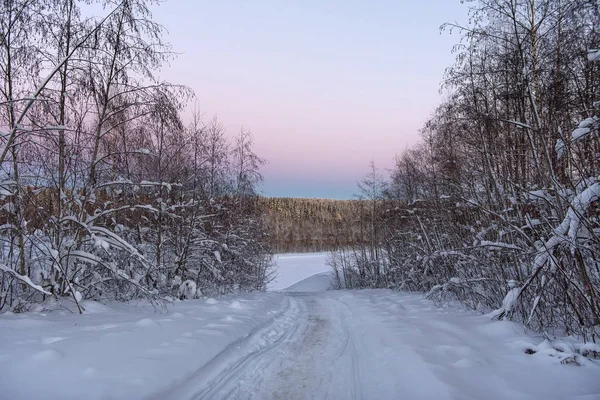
(151, 0), (469, 199)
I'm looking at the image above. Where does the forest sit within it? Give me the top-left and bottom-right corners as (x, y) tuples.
(0, 0), (271, 312)
(3, 0), (600, 343)
(332, 0), (600, 341)
(3, 2), (600, 399)
(258, 197), (406, 253)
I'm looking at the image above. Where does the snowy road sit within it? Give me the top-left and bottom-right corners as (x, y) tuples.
(168, 293), (362, 400)
(2, 253), (600, 400)
(158, 288), (600, 400)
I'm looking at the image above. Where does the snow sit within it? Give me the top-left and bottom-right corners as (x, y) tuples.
(490, 286), (522, 320)
(268, 252), (332, 291)
(162, 290), (600, 400)
(178, 280), (197, 300)
(0, 293), (288, 400)
(505, 120), (532, 129)
(0, 264), (52, 295)
(1, 253), (599, 400)
(527, 189), (553, 202)
(588, 49), (600, 62)
(31, 349), (63, 362)
(480, 240), (522, 251)
(136, 318), (158, 327)
(283, 272), (333, 292)
(228, 300), (243, 309)
(555, 138), (565, 159)
(572, 117), (598, 141)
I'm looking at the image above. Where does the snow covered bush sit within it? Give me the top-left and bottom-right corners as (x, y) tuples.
(0, 0), (272, 313)
(178, 280), (197, 300)
(335, 0), (600, 342)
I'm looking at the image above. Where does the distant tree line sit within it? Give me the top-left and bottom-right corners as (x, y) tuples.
(258, 196), (403, 253)
(0, 0), (271, 312)
(333, 0), (600, 341)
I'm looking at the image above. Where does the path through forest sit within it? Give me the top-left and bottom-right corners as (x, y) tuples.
(160, 270), (600, 400)
(1, 254), (599, 400)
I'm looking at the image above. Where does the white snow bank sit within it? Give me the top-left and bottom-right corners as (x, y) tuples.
(268, 252), (332, 291)
(333, 290), (600, 400)
(283, 272), (333, 292)
(0, 293), (289, 400)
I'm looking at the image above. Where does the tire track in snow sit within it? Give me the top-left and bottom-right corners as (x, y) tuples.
(146, 294), (302, 400)
(175, 293), (361, 400)
(336, 295), (363, 400)
(244, 294), (360, 400)
(190, 295), (305, 400)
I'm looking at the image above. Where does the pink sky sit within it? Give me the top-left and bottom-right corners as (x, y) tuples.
(151, 0), (469, 198)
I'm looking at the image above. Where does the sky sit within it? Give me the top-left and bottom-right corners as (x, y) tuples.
(150, 0), (469, 199)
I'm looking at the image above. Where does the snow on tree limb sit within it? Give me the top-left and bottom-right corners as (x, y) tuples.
(572, 117), (598, 142)
(0, 264), (51, 296)
(588, 49), (600, 62)
(0, 0), (128, 167)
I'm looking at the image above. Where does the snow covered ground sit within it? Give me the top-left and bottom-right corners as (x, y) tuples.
(268, 252), (332, 291)
(1, 253), (599, 400)
(0, 294), (288, 400)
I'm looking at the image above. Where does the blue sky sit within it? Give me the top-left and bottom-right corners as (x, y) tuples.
(151, 0), (470, 199)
